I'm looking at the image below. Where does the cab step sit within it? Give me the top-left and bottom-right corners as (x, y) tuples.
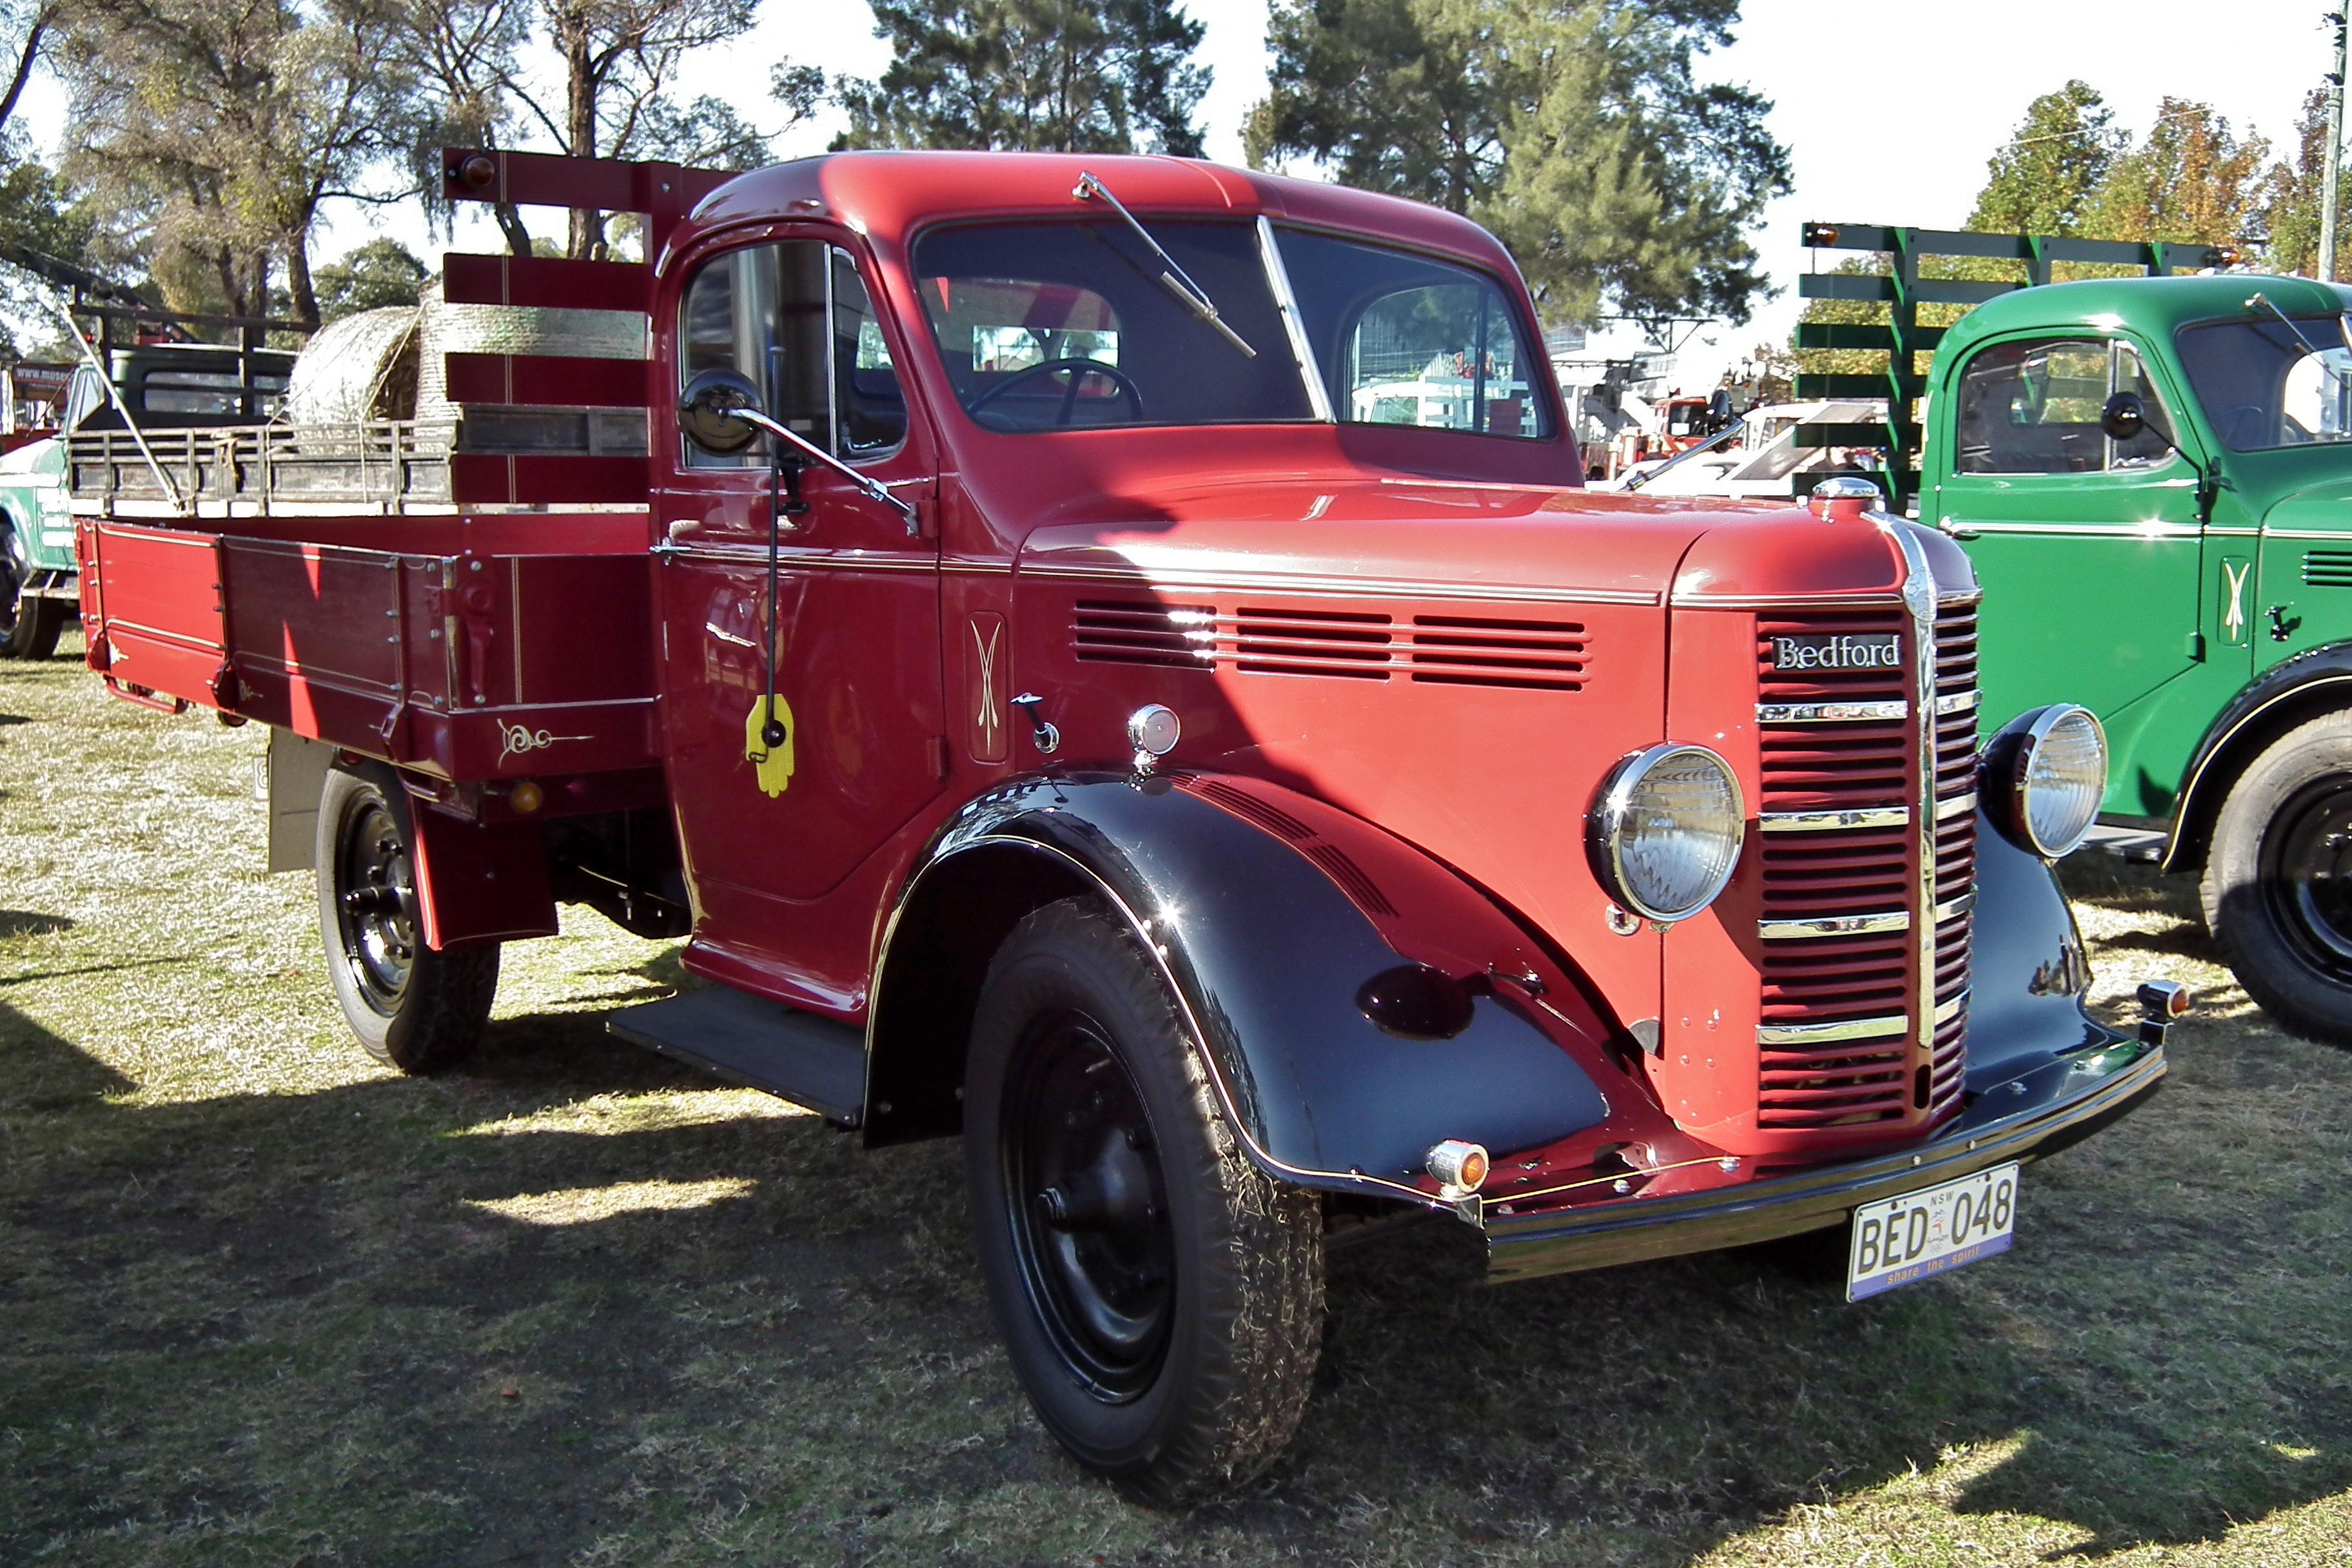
(607, 987), (867, 1124)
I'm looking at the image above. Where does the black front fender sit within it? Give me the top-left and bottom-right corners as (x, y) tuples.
(867, 772), (1615, 1203)
(2164, 643), (2352, 872)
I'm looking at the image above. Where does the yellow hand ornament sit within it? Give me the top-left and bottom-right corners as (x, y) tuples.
(744, 694), (796, 797)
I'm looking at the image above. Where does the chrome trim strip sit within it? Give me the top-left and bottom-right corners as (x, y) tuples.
(1758, 909), (1910, 940)
(1944, 521), (2202, 539)
(1757, 1013), (1909, 1046)
(1935, 790), (1979, 820)
(1671, 592), (1906, 610)
(1934, 989), (1970, 1026)
(1759, 806), (1910, 832)
(1934, 888), (1977, 923)
(1023, 562), (1661, 607)
(1935, 689), (1981, 716)
(1757, 700), (1908, 723)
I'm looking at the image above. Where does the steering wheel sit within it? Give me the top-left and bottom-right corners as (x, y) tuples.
(968, 358), (1145, 427)
(2215, 404), (2270, 449)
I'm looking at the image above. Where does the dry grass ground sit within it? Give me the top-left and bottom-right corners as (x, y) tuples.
(3, 643), (2347, 1567)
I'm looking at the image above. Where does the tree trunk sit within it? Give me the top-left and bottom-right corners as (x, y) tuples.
(495, 202), (533, 257)
(560, 14), (603, 259)
(286, 230), (319, 328)
(0, 10), (50, 137)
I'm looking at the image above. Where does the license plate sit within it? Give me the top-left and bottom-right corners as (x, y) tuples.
(1846, 1162), (2018, 1300)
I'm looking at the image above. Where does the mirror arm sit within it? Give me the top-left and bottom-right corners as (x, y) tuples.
(724, 403), (919, 534)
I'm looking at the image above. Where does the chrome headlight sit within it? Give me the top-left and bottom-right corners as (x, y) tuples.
(1587, 743), (1745, 923)
(1983, 704), (2108, 858)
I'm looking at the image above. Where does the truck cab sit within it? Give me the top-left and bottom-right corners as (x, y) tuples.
(0, 341), (291, 658)
(70, 150), (2173, 1502)
(1920, 275), (2352, 1041)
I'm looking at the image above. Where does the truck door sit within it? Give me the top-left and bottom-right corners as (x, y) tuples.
(653, 238), (942, 970)
(1941, 335), (2204, 728)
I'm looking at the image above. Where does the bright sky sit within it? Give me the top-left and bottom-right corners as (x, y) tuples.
(14, 0), (2344, 384)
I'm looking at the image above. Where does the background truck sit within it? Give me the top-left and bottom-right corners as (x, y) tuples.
(0, 320), (293, 658)
(1795, 222), (2352, 1044)
(72, 150), (2171, 1502)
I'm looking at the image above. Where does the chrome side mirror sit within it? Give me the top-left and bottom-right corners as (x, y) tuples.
(678, 368), (764, 455)
(2099, 391), (2148, 443)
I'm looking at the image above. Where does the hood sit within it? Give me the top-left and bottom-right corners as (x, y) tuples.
(1017, 473), (1908, 607)
(2262, 475), (2352, 535)
(0, 436), (57, 476)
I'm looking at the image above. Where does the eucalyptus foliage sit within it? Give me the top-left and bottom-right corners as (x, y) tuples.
(1246, 0), (1789, 331)
(833, 0), (1209, 155)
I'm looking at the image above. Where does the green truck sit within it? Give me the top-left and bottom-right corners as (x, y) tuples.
(0, 338), (292, 658)
(1796, 226), (2352, 1043)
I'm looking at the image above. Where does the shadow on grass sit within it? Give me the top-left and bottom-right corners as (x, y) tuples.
(0, 910), (75, 939)
(3, 979), (2346, 1567)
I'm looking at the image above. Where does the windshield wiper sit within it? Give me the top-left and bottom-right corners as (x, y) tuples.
(1074, 172), (1256, 360)
(2246, 291), (2352, 398)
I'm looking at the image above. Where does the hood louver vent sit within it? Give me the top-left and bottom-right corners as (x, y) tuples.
(1409, 614), (1586, 690)
(1072, 600), (1216, 667)
(2304, 549), (2352, 588)
(1234, 606), (1393, 679)
(1070, 599), (1587, 691)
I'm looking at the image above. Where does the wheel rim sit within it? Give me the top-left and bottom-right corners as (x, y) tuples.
(1000, 1010), (1174, 1401)
(335, 796), (417, 1014)
(2259, 776), (2352, 985)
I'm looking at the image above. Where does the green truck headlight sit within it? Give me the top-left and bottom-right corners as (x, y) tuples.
(1587, 743), (1745, 923)
(1984, 704), (2108, 858)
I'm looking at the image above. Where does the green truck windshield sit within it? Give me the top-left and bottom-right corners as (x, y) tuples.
(2175, 315), (2352, 451)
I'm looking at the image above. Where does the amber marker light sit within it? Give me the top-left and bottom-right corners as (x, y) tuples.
(1426, 1139), (1489, 1194)
(509, 780), (544, 814)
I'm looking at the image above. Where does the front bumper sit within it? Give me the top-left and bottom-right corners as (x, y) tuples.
(1483, 1036), (2164, 1283)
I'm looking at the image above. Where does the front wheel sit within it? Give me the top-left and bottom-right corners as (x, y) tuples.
(965, 898), (1324, 1505)
(315, 764), (499, 1072)
(0, 518), (63, 660)
(2202, 712), (2352, 1044)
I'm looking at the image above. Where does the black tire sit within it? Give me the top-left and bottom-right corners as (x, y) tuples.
(0, 516), (63, 660)
(965, 898), (1324, 1505)
(315, 764), (499, 1072)
(2202, 712), (2352, 1044)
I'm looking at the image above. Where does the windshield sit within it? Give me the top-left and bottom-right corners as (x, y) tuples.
(914, 219), (1308, 431)
(910, 218), (1553, 438)
(2175, 315), (2352, 451)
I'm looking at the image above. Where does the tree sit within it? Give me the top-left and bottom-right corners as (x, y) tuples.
(2087, 97), (2267, 248)
(57, 0), (416, 326)
(2258, 88), (2347, 279)
(502, 0), (765, 258)
(395, 0), (536, 255)
(832, 0), (1209, 155)
(1966, 81), (2123, 236)
(0, 1), (53, 141)
(1247, 0), (1789, 330)
(313, 237), (427, 318)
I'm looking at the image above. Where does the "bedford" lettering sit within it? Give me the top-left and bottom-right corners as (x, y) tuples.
(1772, 634), (1902, 671)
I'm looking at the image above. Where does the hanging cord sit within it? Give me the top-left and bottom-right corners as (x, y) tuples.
(755, 447), (788, 752)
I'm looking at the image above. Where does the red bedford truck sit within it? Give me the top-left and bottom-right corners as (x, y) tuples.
(74, 149), (2177, 1502)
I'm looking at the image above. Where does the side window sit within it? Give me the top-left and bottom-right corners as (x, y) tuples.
(1953, 337), (2175, 475)
(677, 240), (903, 468)
(1344, 282), (1541, 437)
(831, 250), (906, 456)
(61, 366), (102, 431)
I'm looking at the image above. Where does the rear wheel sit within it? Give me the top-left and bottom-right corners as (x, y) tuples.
(0, 518), (63, 660)
(315, 764), (498, 1072)
(2202, 713), (2352, 1044)
(965, 898), (1324, 1504)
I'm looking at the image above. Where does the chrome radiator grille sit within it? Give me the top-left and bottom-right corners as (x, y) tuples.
(1751, 600), (1979, 1133)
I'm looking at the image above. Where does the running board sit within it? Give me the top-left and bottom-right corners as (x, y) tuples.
(607, 987), (866, 1124)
